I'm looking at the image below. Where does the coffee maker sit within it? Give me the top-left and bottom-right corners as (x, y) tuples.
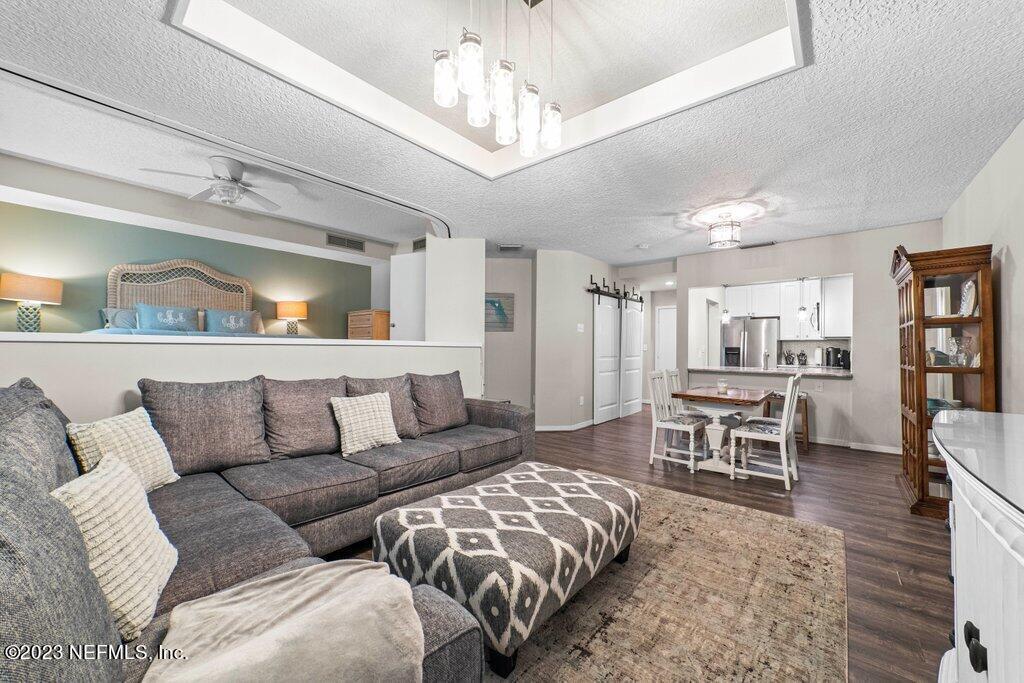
(825, 347), (851, 369)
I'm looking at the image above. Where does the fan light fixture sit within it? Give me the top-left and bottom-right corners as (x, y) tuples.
(431, 0), (562, 159)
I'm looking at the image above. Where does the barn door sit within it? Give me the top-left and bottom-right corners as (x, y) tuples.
(593, 296), (621, 424)
(619, 299), (644, 417)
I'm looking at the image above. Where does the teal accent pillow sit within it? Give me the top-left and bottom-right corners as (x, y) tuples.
(135, 304), (200, 332)
(205, 309), (257, 334)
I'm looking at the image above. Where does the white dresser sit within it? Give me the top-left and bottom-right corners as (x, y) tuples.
(933, 411), (1024, 682)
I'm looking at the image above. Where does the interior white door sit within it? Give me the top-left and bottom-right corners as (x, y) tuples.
(619, 300), (644, 417)
(593, 296), (621, 425)
(655, 306), (677, 371)
(389, 252), (426, 341)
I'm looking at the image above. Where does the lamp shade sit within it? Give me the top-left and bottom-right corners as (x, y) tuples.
(276, 301), (308, 320)
(0, 273), (63, 305)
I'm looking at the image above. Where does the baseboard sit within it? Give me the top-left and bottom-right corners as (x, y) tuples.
(811, 435), (900, 455)
(537, 419), (594, 432)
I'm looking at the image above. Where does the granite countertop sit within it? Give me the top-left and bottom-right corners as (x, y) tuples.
(688, 365), (853, 379)
(933, 411), (1024, 513)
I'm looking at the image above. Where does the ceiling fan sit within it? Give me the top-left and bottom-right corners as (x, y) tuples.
(142, 156), (281, 211)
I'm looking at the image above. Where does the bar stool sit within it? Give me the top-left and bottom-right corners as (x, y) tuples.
(752, 389), (810, 454)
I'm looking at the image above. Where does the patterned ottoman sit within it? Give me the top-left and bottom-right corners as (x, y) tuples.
(373, 462), (641, 676)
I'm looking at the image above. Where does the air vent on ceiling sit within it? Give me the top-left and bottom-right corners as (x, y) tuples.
(412, 237), (427, 252)
(738, 241), (777, 250)
(326, 233), (366, 252)
(497, 244), (524, 253)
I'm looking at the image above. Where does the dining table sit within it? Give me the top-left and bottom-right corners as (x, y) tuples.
(670, 385), (774, 476)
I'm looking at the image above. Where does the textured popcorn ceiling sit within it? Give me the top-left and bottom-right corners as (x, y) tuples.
(0, 0), (1023, 265)
(223, 0), (789, 152)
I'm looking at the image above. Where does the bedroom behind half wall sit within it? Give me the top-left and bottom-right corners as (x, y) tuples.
(0, 201), (371, 338)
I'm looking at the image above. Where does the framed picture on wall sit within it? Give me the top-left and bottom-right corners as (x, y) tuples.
(485, 293), (514, 332)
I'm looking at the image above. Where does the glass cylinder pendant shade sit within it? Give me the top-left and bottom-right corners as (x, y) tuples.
(517, 83), (540, 134)
(519, 126), (539, 157)
(707, 220), (741, 249)
(467, 89), (490, 128)
(488, 60), (515, 116)
(541, 102), (562, 149)
(495, 112), (517, 145)
(433, 50), (458, 108)
(457, 31), (484, 95)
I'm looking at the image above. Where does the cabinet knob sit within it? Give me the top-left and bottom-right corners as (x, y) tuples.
(964, 621), (988, 673)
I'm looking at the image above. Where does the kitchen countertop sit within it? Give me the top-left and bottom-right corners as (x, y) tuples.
(688, 365), (853, 379)
(933, 410), (1024, 513)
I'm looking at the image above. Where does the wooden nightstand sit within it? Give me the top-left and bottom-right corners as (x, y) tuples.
(348, 309), (390, 340)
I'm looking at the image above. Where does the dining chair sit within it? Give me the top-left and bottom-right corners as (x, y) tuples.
(665, 369), (707, 418)
(648, 371), (709, 473)
(728, 374), (802, 490)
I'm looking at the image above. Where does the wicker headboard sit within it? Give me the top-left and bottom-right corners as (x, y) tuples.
(106, 259), (253, 311)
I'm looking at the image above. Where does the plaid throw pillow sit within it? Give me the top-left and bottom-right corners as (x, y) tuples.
(67, 408), (179, 492)
(330, 393), (401, 456)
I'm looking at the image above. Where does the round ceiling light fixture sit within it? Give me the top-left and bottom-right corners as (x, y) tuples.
(707, 214), (742, 249)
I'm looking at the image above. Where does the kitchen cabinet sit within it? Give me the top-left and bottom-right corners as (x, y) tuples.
(822, 275), (853, 338)
(750, 282), (781, 317)
(780, 281), (800, 339)
(780, 278), (823, 340)
(724, 286), (750, 317)
(800, 278), (822, 340)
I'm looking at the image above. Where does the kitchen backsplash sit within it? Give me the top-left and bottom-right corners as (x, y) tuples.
(780, 338), (850, 365)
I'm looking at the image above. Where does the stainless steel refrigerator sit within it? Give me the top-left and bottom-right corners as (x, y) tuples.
(721, 317), (780, 368)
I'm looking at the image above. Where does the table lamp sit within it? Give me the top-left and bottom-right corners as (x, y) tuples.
(0, 273), (63, 333)
(276, 301), (307, 335)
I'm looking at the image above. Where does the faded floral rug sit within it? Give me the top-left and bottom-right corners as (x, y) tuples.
(492, 479), (847, 682)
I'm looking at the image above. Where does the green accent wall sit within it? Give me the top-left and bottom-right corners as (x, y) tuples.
(0, 201), (371, 337)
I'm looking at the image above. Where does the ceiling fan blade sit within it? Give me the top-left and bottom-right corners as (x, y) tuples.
(188, 187), (216, 202)
(208, 156), (245, 181)
(243, 189), (280, 212)
(140, 168), (210, 180)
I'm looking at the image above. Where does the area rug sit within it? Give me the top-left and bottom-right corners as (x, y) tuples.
(494, 479), (847, 682)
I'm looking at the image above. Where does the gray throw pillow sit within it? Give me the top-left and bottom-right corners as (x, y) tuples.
(346, 374), (421, 439)
(0, 468), (122, 682)
(0, 405), (80, 492)
(100, 307), (138, 329)
(0, 377), (70, 426)
(262, 377), (347, 457)
(139, 377), (271, 474)
(408, 371), (470, 434)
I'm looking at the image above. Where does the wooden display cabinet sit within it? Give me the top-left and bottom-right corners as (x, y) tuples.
(890, 244), (996, 518)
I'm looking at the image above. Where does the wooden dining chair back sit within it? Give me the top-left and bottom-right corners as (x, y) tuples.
(728, 374), (802, 490)
(647, 371), (708, 473)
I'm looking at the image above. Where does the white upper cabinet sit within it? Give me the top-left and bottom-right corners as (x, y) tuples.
(724, 285), (750, 317)
(750, 282), (781, 317)
(780, 281), (801, 339)
(780, 278), (824, 340)
(800, 278), (823, 340)
(822, 275), (854, 338)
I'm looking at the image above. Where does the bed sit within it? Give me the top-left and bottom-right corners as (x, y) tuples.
(87, 259), (299, 337)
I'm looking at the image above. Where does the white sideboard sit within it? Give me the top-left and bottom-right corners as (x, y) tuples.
(933, 411), (1024, 682)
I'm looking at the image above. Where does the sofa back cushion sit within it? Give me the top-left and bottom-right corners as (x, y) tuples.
(409, 371), (470, 435)
(139, 377), (271, 474)
(0, 404), (80, 492)
(0, 377), (70, 425)
(262, 377), (347, 457)
(0, 466), (122, 682)
(346, 374), (421, 439)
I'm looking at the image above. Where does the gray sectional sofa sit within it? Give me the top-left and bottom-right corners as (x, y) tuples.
(0, 374), (534, 682)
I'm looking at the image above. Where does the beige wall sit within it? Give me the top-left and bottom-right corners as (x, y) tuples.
(484, 258), (533, 407)
(676, 220), (942, 452)
(424, 235), (485, 345)
(534, 249), (613, 429)
(641, 290), (654, 400)
(942, 118), (1024, 413)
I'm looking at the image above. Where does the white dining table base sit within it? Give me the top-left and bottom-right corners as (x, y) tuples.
(685, 403), (764, 477)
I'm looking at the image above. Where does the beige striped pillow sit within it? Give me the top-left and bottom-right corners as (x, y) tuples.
(51, 458), (178, 641)
(67, 407), (179, 492)
(330, 393), (401, 456)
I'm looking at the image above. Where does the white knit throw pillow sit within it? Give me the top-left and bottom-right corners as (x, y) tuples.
(330, 393), (401, 456)
(51, 458), (178, 641)
(67, 407), (179, 492)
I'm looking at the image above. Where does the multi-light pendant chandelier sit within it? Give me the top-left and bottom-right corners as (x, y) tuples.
(433, 0), (562, 158)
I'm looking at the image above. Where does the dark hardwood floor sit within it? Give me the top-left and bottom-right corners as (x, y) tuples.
(534, 406), (952, 683)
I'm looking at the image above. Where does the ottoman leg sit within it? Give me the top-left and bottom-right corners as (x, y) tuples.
(487, 647), (518, 678)
(614, 544), (631, 564)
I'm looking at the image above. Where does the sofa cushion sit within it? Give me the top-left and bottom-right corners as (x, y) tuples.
(147, 472), (246, 522)
(0, 377), (69, 425)
(346, 440), (459, 494)
(0, 403), (79, 491)
(262, 376), (347, 457)
(418, 424), (521, 472)
(346, 374), (421, 439)
(222, 454), (378, 525)
(409, 371), (470, 435)
(155, 500), (310, 616)
(139, 377), (272, 474)
(66, 407), (179, 492)
(50, 458), (178, 641)
(0, 467), (122, 683)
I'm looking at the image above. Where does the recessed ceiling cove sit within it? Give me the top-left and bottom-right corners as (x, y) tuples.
(171, 0), (805, 179)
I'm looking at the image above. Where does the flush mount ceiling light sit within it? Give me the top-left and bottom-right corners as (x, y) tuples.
(431, 0), (562, 159)
(707, 214), (742, 249)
